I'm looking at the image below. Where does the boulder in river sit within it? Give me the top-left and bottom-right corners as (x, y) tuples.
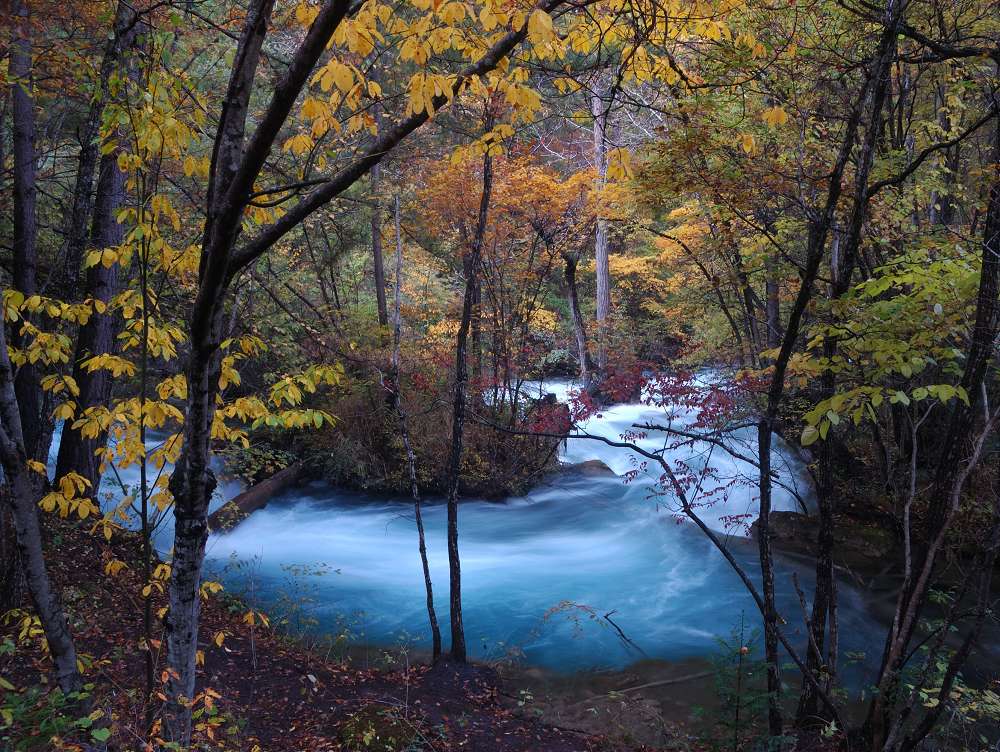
(751, 510), (897, 563)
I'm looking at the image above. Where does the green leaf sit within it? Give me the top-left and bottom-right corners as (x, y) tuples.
(91, 727), (111, 742)
(801, 425), (820, 446)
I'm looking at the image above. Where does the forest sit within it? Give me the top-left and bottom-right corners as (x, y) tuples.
(0, 0), (998, 749)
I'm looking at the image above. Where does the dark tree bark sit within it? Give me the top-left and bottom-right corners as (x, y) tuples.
(754, 28), (887, 732)
(765, 255), (781, 350)
(796, 3), (901, 724)
(160, 0), (563, 741)
(563, 250), (595, 386)
(866, 114), (1000, 750)
(9, 0), (44, 462)
(55, 152), (127, 494)
(390, 194), (442, 659)
(370, 167), (388, 326)
(444, 135), (493, 663)
(0, 314), (80, 694)
(56, 1), (139, 296)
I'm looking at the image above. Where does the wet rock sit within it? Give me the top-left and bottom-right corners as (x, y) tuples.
(751, 511), (896, 562)
(560, 459), (617, 477)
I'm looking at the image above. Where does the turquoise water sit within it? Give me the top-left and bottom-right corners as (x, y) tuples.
(200, 384), (883, 678)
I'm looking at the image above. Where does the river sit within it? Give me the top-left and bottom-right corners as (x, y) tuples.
(191, 380), (887, 683)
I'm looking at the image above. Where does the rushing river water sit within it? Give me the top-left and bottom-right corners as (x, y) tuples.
(183, 381), (887, 679)
(45, 378), (891, 682)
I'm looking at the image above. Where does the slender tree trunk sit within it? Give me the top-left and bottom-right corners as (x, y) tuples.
(390, 195), (442, 659)
(0, 318), (81, 694)
(797, 10), (899, 721)
(563, 251), (595, 387)
(867, 115), (1000, 749)
(371, 161), (388, 327)
(738, 260), (761, 355)
(765, 255), (781, 349)
(591, 87), (610, 371)
(445, 135), (493, 663)
(753, 29), (886, 731)
(755, 422), (784, 736)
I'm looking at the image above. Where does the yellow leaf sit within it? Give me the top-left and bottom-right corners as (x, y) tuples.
(762, 106), (789, 127)
(527, 9), (554, 45)
(295, 1), (319, 25)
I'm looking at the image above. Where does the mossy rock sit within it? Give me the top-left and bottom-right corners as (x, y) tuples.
(339, 705), (419, 751)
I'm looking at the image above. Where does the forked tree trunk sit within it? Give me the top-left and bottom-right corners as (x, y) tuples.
(160, 0), (561, 739)
(754, 27), (886, 731)
(796, 5), (900, 722)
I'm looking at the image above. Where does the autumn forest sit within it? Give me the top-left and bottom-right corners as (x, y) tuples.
(1, 0), (999, 750)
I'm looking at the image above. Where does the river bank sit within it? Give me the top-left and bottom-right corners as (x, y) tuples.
(1, 516), (651, 751)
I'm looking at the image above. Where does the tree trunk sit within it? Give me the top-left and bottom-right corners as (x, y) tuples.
(796, 11), (899, 722)
(371, 161), (389, 327)
(445, 138), (493, 663)
(564, 251), (595, 387)
(159, 0), (560, 738)
(0, 314), (81, 694)
(55, 151), (127, 493)
(755, 421), (784, 736)
(57, 1), (138, 296)
(591, 87), (610, 371)
(391, 194), (442, 659)
(9, 0), (45, 462)
(765, 255), (781, 349)
(867, 117), (1000, 749)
